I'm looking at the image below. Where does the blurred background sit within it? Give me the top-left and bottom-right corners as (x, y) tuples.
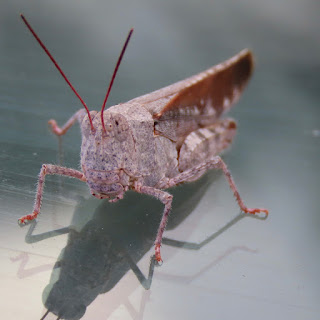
(0, 0), (319, 319)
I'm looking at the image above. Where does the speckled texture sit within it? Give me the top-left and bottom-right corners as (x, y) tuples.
(19, 50), (267, 261)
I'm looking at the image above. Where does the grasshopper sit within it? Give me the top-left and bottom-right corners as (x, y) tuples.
(18, 14), (268, 263)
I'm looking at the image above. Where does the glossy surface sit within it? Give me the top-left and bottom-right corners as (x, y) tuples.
(1, 0), (319, 319)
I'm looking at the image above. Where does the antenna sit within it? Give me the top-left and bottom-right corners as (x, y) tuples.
(100, 28), (133, 132)
(20, 14), (94, 131)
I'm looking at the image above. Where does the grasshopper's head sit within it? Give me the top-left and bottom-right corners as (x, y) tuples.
(20, 14), (135, 200)
(80, 110), (135, 200)
(76, 26), (134, 201)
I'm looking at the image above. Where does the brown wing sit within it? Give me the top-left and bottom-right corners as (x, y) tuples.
(128, 49), (253, 141)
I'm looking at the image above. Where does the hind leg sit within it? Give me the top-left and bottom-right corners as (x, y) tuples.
(171, 119), (268, 215)
(167, 156), (268, 216)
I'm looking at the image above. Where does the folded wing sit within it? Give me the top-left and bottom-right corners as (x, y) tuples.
(128, 49), (253, 141)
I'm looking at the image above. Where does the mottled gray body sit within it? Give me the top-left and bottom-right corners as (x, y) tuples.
(79, 103), (236, 200)
(19, 50), (268, 262)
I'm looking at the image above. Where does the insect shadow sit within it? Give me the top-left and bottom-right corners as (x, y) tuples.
(24, 171), (262, 320)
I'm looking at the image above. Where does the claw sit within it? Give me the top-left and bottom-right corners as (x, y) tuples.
(17, 218), (26, 226)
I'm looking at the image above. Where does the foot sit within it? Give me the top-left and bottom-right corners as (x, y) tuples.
(18, 211), (39, 226)
(243, 207), (269, 217)
(48, 119), (63, 136)
(155, 244), (163, 264)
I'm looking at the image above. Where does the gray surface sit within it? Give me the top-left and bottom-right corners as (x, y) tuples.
(1, 0), (319, 319)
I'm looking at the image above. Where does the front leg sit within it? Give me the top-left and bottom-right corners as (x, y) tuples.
(18, 164), (86, 225)
(48, 109), (85, 136)
(135, 184), (173, 263)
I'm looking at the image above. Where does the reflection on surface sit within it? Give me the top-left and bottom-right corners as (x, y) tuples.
(22, 171), (260, 320)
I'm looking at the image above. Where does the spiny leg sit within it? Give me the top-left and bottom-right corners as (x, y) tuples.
(135, 185), (173, 263)
(48, 109), (85, 136)
(18, 164), (86, 225)
(169, 156), (268, 216)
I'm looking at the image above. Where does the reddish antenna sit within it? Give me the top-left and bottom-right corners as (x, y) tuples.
(100, 28), (134, 132)
(20, 14), (94, 131)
